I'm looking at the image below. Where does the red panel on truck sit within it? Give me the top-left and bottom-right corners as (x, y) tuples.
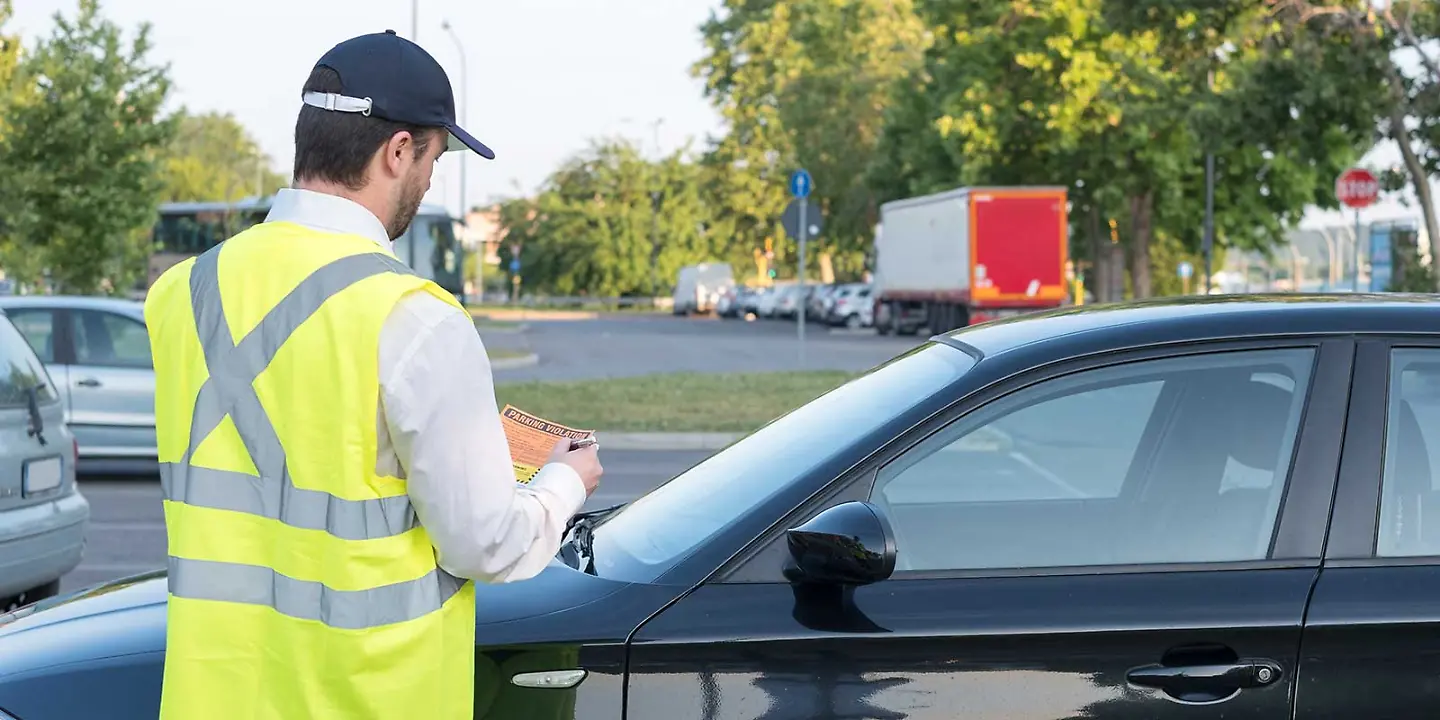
(969, 190), (1067, 307)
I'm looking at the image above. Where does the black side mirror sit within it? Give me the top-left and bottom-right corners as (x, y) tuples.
(782, 501), (897, 586)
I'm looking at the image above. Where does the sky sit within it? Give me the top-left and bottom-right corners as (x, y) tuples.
(11, 0), (1439, 238)
(13, 0), (727, 217)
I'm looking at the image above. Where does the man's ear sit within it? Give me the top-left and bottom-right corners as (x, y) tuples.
(379, 130), (414, 179)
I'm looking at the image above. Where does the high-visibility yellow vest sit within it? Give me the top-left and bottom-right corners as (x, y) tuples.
(145, 221), (476, 720)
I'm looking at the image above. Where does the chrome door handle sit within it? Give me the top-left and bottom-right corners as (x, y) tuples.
(76, 378), (101, 388)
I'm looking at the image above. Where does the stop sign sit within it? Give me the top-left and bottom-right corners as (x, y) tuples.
(1336, 168), (1379, 209)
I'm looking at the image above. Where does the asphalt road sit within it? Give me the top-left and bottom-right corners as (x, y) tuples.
(486, 314), (923, 383)
(63, 449), (712, 594)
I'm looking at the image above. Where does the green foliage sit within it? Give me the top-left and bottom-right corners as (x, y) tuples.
(0, 0), (175, 294)
(693, 0), (928, 282)
(495, 139), (722, 297)
(0, 1), (19, 130)
(869, 0), (1382, 298)
(160, 110), (287, 203)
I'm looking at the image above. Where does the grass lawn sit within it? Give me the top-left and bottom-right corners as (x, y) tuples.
(486, 347), (534, 362)
(473, 318), (523, 331)
(495, 370), (855, 432)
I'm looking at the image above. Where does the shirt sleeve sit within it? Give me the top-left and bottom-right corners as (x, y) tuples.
(378, 291), (588, 583)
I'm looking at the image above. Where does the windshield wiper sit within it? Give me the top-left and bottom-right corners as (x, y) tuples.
(560, 503), (626, 575)
(24, 384), (45, 446)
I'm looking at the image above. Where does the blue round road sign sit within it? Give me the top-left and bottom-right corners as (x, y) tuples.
(1177, 261), (1193, 279)
(789, 169), (813, 199)
(509, 258), (521, 273)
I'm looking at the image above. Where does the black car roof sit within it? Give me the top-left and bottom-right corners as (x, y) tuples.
(945, 293), (1440, 359)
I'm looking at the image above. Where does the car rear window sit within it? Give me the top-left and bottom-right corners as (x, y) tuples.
(0, 313), (57, 407)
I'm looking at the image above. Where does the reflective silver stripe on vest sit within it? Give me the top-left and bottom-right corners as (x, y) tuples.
(160, 463), (417, 540)
(162, 248), (421, 541)
(168, 556), (466, 630)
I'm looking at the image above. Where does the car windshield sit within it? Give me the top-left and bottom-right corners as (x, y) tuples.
(587, 342), (977, 583)
(0, 313), (57, 407)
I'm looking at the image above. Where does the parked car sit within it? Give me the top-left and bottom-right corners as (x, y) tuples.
(0, 297), (155, 475)
(14, 295), (1440, 719)
(0, 307), (87, 613)
(739, 286), (769, 317)
(806, 284), (839, 322)
(827, 283), (875, 328)
(772, 284), (808, 319)
(755, 284), (787, 317)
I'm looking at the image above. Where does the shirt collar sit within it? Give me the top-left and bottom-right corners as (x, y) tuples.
(264, 188), (392, 252)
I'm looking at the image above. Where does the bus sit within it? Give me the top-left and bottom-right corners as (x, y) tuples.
(148, 195), (466, 297)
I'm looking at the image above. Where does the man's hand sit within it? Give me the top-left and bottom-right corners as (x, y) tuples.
(548, 437), (602, 497)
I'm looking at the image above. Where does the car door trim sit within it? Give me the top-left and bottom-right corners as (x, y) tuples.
(1324, 336), (1440, 562)
(715, 336), (1353, 585)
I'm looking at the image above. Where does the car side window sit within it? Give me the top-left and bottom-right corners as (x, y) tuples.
(7, 310), (56, 363)
(1377, 349), (1440, 557)
(72, 310), (151, 369)
(870, 348), (1315, 572)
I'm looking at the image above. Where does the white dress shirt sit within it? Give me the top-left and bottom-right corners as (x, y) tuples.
(264, 188), (586, 583)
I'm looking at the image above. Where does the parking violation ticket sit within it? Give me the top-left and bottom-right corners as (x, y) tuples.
(500, 405), (594, 484)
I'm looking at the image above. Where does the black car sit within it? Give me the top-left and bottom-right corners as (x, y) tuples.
(6, 294), (1440, 719)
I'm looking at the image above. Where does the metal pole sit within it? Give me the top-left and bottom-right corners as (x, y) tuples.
(443, 20), (468, 300)
(1204, 152), (1214, 295)
(798, 200), (807, 367)
(1203, 67), (1215, 295)
(650, 191), (660, 300)
(412, 0), (419, 43)
(1355, 209), (1362, 292)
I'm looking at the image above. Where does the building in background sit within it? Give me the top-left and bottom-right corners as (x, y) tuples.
(457, 206), (503, 300)
(1220, 217), (1432, 294)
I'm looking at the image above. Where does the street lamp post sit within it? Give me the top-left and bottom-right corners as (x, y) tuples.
(412, 1), (419, 43)
(441, 20), (467, 221)
(441, 19), (469, 298)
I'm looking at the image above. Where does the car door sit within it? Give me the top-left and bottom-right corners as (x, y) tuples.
(1296, 339), (1440, 718)
(625, 339), (1353, 720)
(3, 309), (71, 418)
(65, 308), (155, 459)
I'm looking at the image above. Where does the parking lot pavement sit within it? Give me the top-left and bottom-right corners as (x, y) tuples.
(63, 449), (713, 594)
(489, 313), (922, 383)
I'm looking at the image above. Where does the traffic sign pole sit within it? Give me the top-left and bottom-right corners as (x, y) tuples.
(1355, 209), (1362, 292)
(1336, 168), (1379, 293)
(789, 169), (814, 368)
(798, 198), (807, 367)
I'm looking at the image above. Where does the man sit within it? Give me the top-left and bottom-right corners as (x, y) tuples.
(144, 30), (603, 720)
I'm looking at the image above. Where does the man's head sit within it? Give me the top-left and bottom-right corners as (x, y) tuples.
(291, 30), (494, 240)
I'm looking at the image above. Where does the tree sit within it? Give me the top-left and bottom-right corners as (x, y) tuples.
(1273, 0), (1440, 286)
(160, 110), (287, 203)
(692, 0), (929, 283)
(867, 0), (1382, 298)
(494, 139), (721, 297)
(0, 1), (19, 120)
(0, 0), (175, 294)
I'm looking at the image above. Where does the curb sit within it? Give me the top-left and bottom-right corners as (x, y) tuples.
(475, 322), (530, 335)
(593, 432), (742, 451)
(490, 353), (540, 370)
(471, 309), (599, 321)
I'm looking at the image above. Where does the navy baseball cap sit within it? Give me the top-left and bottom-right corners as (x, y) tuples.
(302, 29), (494, 160)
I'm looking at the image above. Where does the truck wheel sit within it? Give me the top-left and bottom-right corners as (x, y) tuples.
(876, 303), (895, 335)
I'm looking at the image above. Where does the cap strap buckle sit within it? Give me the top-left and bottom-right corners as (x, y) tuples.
(301, 91), (373, 117)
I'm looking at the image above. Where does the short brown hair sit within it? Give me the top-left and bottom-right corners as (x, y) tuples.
(292, 66), (442, 190)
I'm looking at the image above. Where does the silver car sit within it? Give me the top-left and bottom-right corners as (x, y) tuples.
(0, 297), (156, 475)
(0, 307), (87, 610)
